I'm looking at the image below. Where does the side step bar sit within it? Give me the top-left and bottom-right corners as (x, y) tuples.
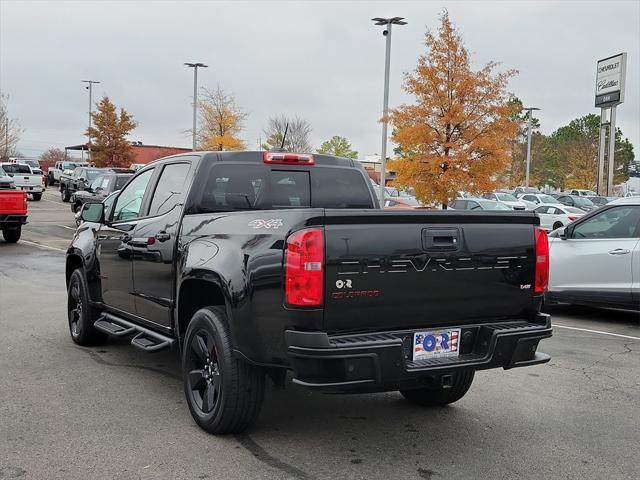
(94, 313), (175, 353)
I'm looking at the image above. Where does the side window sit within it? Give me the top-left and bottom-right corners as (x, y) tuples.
(101, 176), (111, 190)
(112, 169), (154, 222)
(468, 201), (481, 210)
(535, 206), (549, 214)
(148, 163), (191, 216)
(572, 206), (640, 239)
(270, 171), (310, 208)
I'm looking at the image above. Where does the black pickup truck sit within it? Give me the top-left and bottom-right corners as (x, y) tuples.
(67, 151), (552, 434)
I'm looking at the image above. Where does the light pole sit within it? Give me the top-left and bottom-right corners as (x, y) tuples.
(522, 107), (540, 188)
(372, 17), (406, 204)
(82, 80), (100, 160)
(184, 62), (208, 150)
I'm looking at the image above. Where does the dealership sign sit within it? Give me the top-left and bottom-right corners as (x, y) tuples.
(595, 53), (626, 107)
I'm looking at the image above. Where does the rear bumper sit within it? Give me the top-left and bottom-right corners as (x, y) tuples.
(0, 214), (28, 226)
(285, 314), (552, 392)
(18, 186), (43, 193)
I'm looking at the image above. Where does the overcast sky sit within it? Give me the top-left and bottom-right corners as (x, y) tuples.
(1, 0), (639, 159)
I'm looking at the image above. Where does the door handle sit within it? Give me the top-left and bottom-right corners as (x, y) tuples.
(608, 248), (630, 255)
(155, 232), (171, 242)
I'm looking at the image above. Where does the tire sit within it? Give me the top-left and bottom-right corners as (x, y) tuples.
(552, 221), (563, 230)
(32, 193), (42, 201)
(182, 306), (265, 434)
(67, 269), (107, 346)
(48, 173), (55, 186)
(2, 226), (21, 243)
(73, 201), (83, 213)
(400, 370), (475, 407)
(61, 186), (70, 202)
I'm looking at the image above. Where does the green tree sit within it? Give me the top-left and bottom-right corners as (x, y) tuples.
(316, 136), (358, 159)
(86, 96), (137, 167)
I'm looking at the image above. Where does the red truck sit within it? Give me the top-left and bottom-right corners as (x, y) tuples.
(0, 190), (28, 243)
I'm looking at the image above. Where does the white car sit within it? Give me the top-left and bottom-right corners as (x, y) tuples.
(482, 192), (528, 210)
(546, 197), (640, 310)
(517, 193), (564, 207)
(0, 162), (44, 200)
(534, 205), (584, 231)
(570, 189), (597, 197)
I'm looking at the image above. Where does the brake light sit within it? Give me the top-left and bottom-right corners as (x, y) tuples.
(264, 152), (314, 165)
(567, 215), (578, 222)
(285, 228), (324, 306)
(534, 227), (549, 294)
(41, 175), (45, 185)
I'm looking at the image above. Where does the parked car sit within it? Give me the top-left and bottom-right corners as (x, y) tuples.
(48, 160), (89, 186)
(66, 151), (552, 434)
(8, 157), (44, 177)
(585, 196), (618, 207)
(0, 189), (28, 243)
(570, 189), (597, 197)
(0, 162), (45, 201)
(547, 197), (640, 310)
(450, 198), (512, 211)
(70, 172), (133, 216)
(512, 186), (540, 196)
(60, 166), (110, 202)
(482, 192), (528, 210)
(534, 205), (584, 231)
(383, 197), (423, 209)
(0, 166), (16, 190)
(555, 194), (596, 212)
(518, 193), (564, 207)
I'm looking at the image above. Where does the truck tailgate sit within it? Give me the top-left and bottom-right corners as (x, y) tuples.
(323, 210), (539, 333)
(0, 191), (28, 215)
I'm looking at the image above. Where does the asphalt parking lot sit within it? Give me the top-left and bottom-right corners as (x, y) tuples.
(1, 188), (639, 480)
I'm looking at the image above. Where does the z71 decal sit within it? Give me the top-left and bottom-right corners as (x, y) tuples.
(248, 219), (283, 229)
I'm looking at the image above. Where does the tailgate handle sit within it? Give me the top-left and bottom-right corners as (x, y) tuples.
(422, 228), (459, 251)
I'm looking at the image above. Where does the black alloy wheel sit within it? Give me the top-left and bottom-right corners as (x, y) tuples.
(186, 329), (222, 415)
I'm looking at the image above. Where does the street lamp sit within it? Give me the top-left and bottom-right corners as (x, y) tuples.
(184, 62), (208, 150)
(82, 79), (100, 160)
(522, 107), (540, 188)
(372, 17), (406, 204)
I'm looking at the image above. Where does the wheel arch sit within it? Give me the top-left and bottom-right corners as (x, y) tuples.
(65, 253), (84, 287)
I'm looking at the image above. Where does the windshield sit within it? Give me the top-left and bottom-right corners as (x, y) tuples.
(0, 167), (5, 176)
(21, 160), (39, 168)
(479, 200), (511, 210)
(565, 207), (584, 214)
(63, 162), (84, 170)
(85, 169), (102, 180)
(496, 193), (518, 202)
(573, 197), (594, 206)
(539, 195), (557, 203)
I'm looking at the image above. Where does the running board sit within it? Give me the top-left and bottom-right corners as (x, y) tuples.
(94, 313), (175, 353)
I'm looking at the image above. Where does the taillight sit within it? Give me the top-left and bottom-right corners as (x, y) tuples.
(567, 216), (577, 222)
(285, 228), (324, 306)
(264, 152), (314, 165)
(534, 227), (549, 294)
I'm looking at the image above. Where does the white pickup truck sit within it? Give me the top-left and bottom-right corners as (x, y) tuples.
(47, 160), (89, 186)
(0, 162), (44, 201)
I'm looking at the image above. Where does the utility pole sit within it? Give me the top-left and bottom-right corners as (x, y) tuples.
(372, 17), (406, 205)
(522, 107), (540, 188)
(184, 62), (208, 150)
(82, 80), (100, 161)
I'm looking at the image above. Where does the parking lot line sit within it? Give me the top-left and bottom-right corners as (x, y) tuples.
(18, 239), (66, 253)
(41, 198), (67, 206)
(554, 323), (640, 341)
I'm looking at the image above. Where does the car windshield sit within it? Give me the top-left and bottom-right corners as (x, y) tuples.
(21, 159), (39, 168)
(0, 167), (5, 176)
(86, 169), (102, 180)
(565, 207), (584, 214)
(539, 195), (557, 203)
(478, 200), (511, 210)
(573, 197), (594, 206)
(63, 162), (84, 170)
(496, 193), (518, 202)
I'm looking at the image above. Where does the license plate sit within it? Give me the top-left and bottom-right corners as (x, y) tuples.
(413, 329), (461, 361)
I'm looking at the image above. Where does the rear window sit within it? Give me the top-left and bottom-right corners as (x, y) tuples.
(3, 164), (31, 174)
(115, 176), (131, 190)
(199, 164), (373, 211)
(85, 169), (102, 180)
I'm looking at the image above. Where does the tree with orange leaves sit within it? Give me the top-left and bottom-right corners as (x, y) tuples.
(389, 12), (520, 206)
(197, 85), (247, 151)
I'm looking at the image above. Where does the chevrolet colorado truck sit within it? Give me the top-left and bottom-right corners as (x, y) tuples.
(0, 188), (28, 243)
(66, 151), (552, 434)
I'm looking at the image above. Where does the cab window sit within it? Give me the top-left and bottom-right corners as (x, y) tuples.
(112, 169), (154, 222)
(148, 163), (191, 216)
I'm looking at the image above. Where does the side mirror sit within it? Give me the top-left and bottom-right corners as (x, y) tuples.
(81, 202), (104, 224)
(559, 226), (571, 240)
